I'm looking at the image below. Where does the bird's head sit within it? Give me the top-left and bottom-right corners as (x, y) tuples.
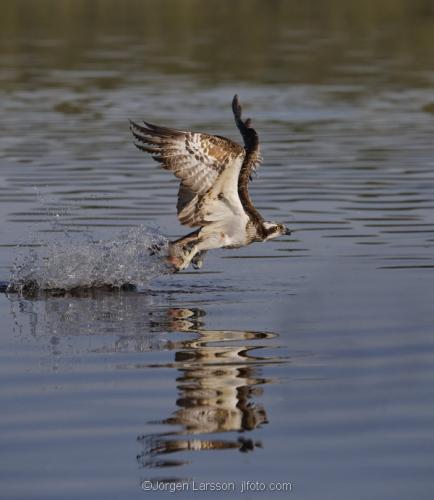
(262, 221), (291, 241)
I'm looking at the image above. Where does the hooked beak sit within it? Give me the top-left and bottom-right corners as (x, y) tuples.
(284, 226), (292, 236)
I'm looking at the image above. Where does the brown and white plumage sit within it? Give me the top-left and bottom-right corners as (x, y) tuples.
(130, 95), (290, 271)
(130, 122), (244, 227)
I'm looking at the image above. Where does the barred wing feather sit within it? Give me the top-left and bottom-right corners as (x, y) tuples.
(130, 120), (245, 227)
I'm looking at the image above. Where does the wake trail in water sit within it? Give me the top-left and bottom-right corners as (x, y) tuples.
(7, 225), (172, 294)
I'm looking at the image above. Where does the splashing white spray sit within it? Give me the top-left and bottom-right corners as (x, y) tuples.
(10, 225), (171, 293)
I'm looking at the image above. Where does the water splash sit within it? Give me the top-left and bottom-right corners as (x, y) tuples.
(9, 225), (171, 294)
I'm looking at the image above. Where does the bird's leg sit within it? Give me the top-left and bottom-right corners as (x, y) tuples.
(191, 250), (207, 269)
(167, 230), (201, 271)
(177, 244), (201, 271)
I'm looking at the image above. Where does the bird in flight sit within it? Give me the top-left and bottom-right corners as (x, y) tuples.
(130, 95), (290, 272)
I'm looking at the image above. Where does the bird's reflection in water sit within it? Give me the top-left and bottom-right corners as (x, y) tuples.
(7, 289), (284, 474)
(137, 307), (283, 471)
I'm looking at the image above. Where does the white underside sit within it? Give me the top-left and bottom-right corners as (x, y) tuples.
(176, 156), (254, 270)
(194, 157), (251, 252)
(175, 216), (249, 271)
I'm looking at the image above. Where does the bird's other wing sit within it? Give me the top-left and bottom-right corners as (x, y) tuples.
(232, 94), (262, 180)
(130, 120), (245, 227)
(231, 95), (264, 224)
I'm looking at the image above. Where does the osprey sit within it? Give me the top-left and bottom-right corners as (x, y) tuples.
(130, 95), (290, 272)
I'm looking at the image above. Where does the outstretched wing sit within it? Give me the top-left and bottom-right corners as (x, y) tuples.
(232, 95), (262, 179)
(231, 95), (264, 224)
(130, 120), (245, 227)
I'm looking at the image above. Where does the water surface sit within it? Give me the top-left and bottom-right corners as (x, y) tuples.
(1, 1), (434, 499)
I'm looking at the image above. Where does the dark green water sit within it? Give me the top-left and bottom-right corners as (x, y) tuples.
(1, 1), (434, 499)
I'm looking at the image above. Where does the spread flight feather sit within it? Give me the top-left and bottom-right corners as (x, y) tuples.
(130, 95), (288, 272)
